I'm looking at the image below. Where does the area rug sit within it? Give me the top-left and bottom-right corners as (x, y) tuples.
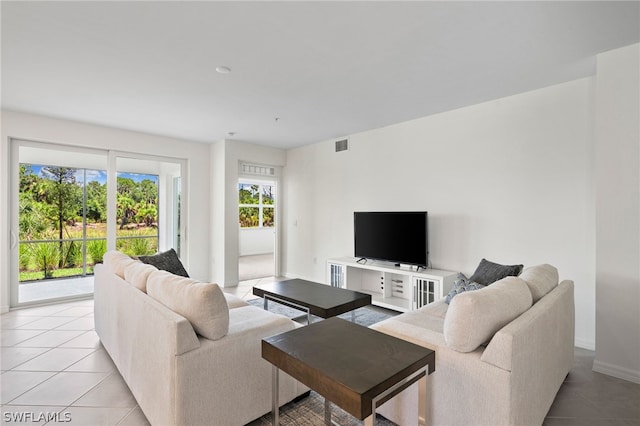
(246, 390), (397, 426)
(246, 298), (397, 327)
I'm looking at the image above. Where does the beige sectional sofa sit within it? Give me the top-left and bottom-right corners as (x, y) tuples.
(371, 264), (575, 426)
(94, 251), (308, 426)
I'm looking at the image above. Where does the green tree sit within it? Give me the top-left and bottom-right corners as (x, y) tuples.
(138, 179), (158, 204)
(86, 180), (107, 222)
(117, 177), (139, 228)
(40, 167), (82, 267)
(18, 193), (50, 240)
(19, 164), (39, 193)
(18, 164), (50, 239)
(239, 184), (259, 204)
(117, 193), (136, 229)
(135, 203), (158, 227)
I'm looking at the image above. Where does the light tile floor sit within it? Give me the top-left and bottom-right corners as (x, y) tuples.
(1, 299), (148, 426)
(2, 284), (639, 425)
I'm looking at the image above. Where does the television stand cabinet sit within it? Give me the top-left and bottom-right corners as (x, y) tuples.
(327, 257), (457, 312)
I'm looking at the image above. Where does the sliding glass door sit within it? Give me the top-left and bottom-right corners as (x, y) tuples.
(10, 140), (185, 307)
(18, 165), (109, 278)
(112, 155), (181, 257)
(14, 143), (108, 304)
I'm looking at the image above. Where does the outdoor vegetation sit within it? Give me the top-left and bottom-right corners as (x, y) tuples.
(239, 183), (274, 228)
(19, 164), (159, 282)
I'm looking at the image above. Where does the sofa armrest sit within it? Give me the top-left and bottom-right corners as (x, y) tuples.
(481, 280), (574, 372)
(371, 316), (511, 426)
(481, 280), (575, 425)
(173, 306), (308, 426)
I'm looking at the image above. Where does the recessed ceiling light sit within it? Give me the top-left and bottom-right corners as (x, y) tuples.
(227, 132), (236, 137)
(216, 66), (231, 74)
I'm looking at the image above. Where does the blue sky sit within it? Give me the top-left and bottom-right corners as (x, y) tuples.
(27, 164), (157, 185)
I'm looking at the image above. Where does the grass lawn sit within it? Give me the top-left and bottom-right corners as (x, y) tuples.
(20, 267), (94, 282)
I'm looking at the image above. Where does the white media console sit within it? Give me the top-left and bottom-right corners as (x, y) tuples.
(326, 257), (457, 312)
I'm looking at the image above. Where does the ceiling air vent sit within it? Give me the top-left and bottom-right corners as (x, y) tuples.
(241, 163), (275, 176)
(335, 138), (349, 152)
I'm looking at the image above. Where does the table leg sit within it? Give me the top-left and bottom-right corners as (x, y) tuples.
(351, 310), (355, 322)
(418, 372), (428, 426)
(272, 365), (279, 425)
(264, 297), (268, 310)
(324, 398), (331, 425)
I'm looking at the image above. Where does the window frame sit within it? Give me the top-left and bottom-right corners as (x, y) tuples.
(238, 181), (275, 229)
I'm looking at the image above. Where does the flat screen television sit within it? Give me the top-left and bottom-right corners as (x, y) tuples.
(354, 211), (428, 268)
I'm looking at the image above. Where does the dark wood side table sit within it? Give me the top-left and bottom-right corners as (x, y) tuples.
(262, 317), (435, 425)
(253, 279), (372, 324)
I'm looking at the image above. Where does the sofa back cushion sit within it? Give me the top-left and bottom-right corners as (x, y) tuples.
(444, 276), (533, 352)
(147, 270), (229, 340)
(124, 261), (158, 293)
(469, 258), (524, 286)
(138, 248), (189, 277)
(103, 250), (138, 279)
(519, 264), (559, 303)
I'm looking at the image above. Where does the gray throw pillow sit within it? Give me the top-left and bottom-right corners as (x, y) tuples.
(469, 258), (523, 286)
(138, 248), (189, 277)
(445, 273), (485, 304)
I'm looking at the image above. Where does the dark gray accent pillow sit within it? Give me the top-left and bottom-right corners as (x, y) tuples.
(445, 273), (485, 304)
(138, 248), (189, 277)
(469, 258), (523, 286)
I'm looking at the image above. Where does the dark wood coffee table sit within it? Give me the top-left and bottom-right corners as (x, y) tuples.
(253, 279), (372, 324)
(262, 317), (435, 425)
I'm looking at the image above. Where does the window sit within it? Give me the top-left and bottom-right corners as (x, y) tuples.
(12, 140), (185, 307)
(17, 164), (159, 282)
(18, 164), (107, 281)
(239, 183), (275, 228)
(115, 172), (159, 256)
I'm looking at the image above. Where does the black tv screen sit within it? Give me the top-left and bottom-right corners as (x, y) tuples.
(354, 211), (428, 267)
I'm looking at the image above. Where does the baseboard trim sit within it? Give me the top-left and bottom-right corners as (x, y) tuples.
(593, 359), (640, 384)
(574, 338), (595, 350)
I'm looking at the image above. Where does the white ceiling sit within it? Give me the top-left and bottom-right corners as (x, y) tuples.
(2, 1), (639, 149)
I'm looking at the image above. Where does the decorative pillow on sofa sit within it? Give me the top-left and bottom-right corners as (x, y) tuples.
(103, 250), (138, 279)
(519, 264), (559, 303)
(445, 273), (485, 304)
(146, 270), (229, 340)
(138, 248), (189, 277)
(124, 261), (158, 293)
(444, 276), (533, 352)
(469, 258), (523, 286)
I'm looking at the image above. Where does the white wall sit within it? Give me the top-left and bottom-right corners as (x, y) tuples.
(209, 140), (285, 287)
(283, 77), (596, 348)
(0, 110), (212, 311)
(594, 44), (640, 383)
(239, 228), (274, 256)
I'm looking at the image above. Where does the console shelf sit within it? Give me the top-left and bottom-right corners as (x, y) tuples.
(327, 257), (457, 312)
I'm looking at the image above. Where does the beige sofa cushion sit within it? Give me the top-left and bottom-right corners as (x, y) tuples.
(147, 270), (229, 340)
(444, 276), (533, 352)
(224, 293), (250, 309)
(103, 250), (137, 279)
(519, 264), (559, 303)
(124, 261), (158, 293)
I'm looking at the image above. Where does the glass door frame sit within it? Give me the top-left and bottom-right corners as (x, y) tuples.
(9, 140), (188, 308)
(108, 151), (188, 262)
(237, 174), (280, 279)
(10, 139), (109, 307)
